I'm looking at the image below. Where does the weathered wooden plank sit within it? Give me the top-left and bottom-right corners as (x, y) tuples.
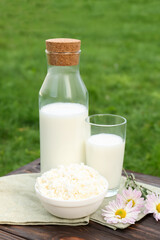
(0, 224), (125, 240)
(0, 229), (26, 240)
(126, 170), (160, 187)
(0, 215), (159, 240)
(6, 159), (40, 176)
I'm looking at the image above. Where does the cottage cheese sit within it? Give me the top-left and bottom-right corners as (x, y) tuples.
(36, 163), (108, 200)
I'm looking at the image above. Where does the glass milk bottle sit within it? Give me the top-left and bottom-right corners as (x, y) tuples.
(39, 38), (88, 172)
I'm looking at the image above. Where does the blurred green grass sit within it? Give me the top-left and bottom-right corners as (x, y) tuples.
(0, 0), (160, 176)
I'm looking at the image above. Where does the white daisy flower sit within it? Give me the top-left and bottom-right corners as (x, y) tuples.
(117, 187), (144, 210)
(102, 198), (140, 224)
(145, 193), (160, 221)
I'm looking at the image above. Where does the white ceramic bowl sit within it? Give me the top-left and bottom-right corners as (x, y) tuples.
(35, 180), (108, 219)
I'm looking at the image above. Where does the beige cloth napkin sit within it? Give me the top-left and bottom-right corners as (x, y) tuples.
(0, 173), (159, 229)
(0, 173), (89, 225)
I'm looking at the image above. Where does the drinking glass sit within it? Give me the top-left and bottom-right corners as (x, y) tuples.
(85, 114), (127, 197)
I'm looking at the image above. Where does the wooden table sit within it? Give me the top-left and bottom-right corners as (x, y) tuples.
(0, 159), (160, 240)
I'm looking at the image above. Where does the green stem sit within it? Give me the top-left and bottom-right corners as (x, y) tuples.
(123, 168), (154, 199)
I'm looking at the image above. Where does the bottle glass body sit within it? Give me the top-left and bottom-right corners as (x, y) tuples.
(39, 53), (88, 172)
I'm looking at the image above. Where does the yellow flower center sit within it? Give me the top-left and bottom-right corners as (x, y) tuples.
(115, 209), (127, 219)
(126, 199), (135, 207)
(156, 203), (160, 213)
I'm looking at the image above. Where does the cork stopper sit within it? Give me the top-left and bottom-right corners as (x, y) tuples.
(45, 38), (81, 66)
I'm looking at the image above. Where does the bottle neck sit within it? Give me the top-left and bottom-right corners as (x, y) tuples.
(47, 64), (80, 74)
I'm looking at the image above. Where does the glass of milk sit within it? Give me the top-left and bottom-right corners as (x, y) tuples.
(85, 114), (127, 197)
